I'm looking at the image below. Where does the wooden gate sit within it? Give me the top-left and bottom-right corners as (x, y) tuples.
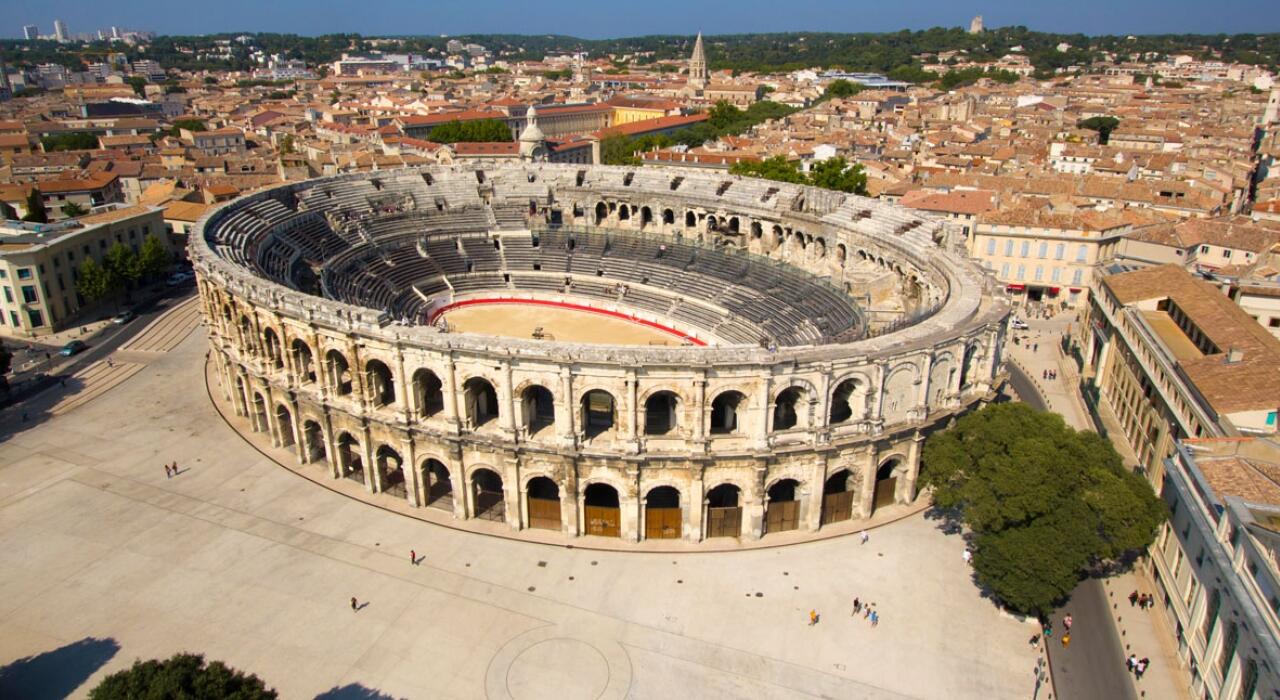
(584, 505), (620, 537)
(645, 507), (682, 540)
(527, 496), (561, 530)
(821, 491), (855, 525)
(766, 500), (800, 533)
(706, 506), (742, 538)
(475, 490), (505, 521)
(873, 477), (897, 511)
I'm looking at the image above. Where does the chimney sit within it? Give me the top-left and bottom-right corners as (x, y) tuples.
(1226, 347), (1244, 364)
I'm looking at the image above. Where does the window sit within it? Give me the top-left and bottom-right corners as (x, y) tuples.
(7, 311), (17, 326)
(1055, 243), (1065, 260)
(1004, 240), (1014, 256)
(1038, 242), (1048, 258)
(1203, 587), (1221, 641)
(2, 287), (10, 303)
(1218, 621), (1239, 678)
(1016, 264), (1025, 281)
(25, 308), (43, 327)
(986, 239), (996, 256)
(1076, 245), (1088, 262)
(1200, 245), (1210, 254)
(0, 269), (5, 279)
(1000, 263), (1010, 278)
(1020, 241), (1030, 258)
(16, 268), (32, 280)
(1034, 266), (1044, 281)
(1051, 267), (1062, 283)
(21, 285), (37, 303)
(1072, 269), (1084, 285)
(1224, 250), (1232, 259)
(1269, 319), (1280, 328)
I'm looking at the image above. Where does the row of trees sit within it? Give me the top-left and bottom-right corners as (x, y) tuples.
(427, 119), (512, 144)
(729, 156), (869, 195)
(41, 132), (99, 152)
(76, 235), (172, 309)
(921, 402), (1165, 616)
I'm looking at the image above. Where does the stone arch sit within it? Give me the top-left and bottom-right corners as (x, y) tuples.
(643, 390), (680, 436)
(960, 342), (982, 390)
(829, 374), (871, 424)
(365, 359), (395, 407)
(521, 384), (556, 435)
(772, 386), (805, 431)
(291, 339), (316, 383)
(462, 376), (499, 428)
(326, 349), (353, 395)
(709, 389), (747, 435)
(820, 469), (856, 525)
(836, 243), (847, 265)
(644, 485), (682, 540)
(594, 201), (608, 224)
(727, 216), (740, 234)
(582, 482), (622, 538)
(525, 475), (561, 531)
(411, 368), (444, 418)
(238, 315), (255, 354)
(662, 208), (675, 225)
(872, 456), (908, 514)
(618, 204), (630, 221)
(705, 482), (743, 538)
(375, 444), (405, 497)
(336, 432), (364, 483)
(471, 467), (505, 521)
(750, 221), (763, 238)
(262, 327), (284, 369)
(929, 352), (957, 406)
(250, 391), (268, 432)
(881, 363), (920, 424)
(640, 206), (653, 228)
(685, 210), (696, 228)
(301, 419), (326, 463)
(581, 389), (616, 439)
(275, 403), (295, 447)
(421, 458), (452, 509)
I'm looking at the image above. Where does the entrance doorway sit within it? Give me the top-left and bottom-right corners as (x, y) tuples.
(644, 486), (682, 540)
(873, 459), (900, 514)
(705, 484), (743, 538)
(765, 479), (800, 534)
(583, 483), (621, 537)
(821, 470), (855, 525)
(526, 476), (561, 530)
(422, 459), (452, 510)
(336, 433), (364, 484)
(376, 446), (405, 498)
(472, 468), (505, 521)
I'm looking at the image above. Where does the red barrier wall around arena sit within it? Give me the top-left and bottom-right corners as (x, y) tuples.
(430, 298), (708, 346)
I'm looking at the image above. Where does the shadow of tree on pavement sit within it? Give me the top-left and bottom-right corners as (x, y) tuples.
(0, 636), (120, 700)
(314, 683), (401, 700)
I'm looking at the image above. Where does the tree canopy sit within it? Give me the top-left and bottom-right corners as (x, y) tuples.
(428, 119), (512, 144)
(921, 402), (1165, 616)
(89, 653), (277, 699)
(75, 258), (118, 306)
(22, 189), (47, 223)
(137, 234), (172, 280)
(1077, 116), (1121, 145)
(731, 155), (868, 195)
(61, 201), (88, 218)
(599, 133), (675, 166)
(41, 132), (99, 152)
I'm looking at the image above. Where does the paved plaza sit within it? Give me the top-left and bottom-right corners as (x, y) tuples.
(0, 322), (1038, 699)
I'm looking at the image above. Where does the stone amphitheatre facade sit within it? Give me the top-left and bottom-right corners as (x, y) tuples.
(192, 163), (1008, 544)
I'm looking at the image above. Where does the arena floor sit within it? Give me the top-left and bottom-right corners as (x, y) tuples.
(438, 299), (700, 346)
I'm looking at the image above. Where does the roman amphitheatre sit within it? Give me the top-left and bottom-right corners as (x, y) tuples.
(193, 163), (1007, 545)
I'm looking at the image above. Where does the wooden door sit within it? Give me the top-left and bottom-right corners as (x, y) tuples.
(645, 507), (682, 540)
(873, 477), (897, 512)
(584, 505), (620, 537)
(821, 491), (855, 525)
(706, 506), (742, 538)
(527, 496), (561, 530)
(766, 500), (800, 533)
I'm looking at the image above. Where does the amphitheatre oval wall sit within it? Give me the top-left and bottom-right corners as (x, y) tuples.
(193, 163), (1009, 544)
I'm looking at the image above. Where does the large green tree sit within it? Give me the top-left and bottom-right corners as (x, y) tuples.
(89, 653), (277, 699)
(730, 155), (808, 184)
(1077, 116), (1121, 145)
(808, 157), (868, 195)
(137, 234), (171, 281)
(41, 132), (100, 152)
(105, 242), (142, 289)
(921, 402), (1164, 616)
(428, 119), (512, 144)
(75, 258), (118, 307)
(61, 201), (88, 218)
(22, 188), (48, 223)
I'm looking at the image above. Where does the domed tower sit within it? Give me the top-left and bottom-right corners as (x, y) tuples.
(519, 105), (547, 161)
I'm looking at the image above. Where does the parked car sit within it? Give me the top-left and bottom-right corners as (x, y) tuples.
(166, 271), (194, 287)
(112, 310), (135, 325)
(1010, 317), (1029, 330)
(60, 340), (87, 357)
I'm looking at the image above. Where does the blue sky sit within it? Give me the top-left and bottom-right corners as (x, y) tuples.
(5, 0), (1279, 39)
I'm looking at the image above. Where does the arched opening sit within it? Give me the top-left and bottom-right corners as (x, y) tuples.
(662, 208), (675, 225)
(644, 486), (681, 540)
(765, 479), (801, 534)
(302, 420), (326, 463)
(275, 404), (295, 447)
(706, 215), (718, 232)
(583, 483), (621, 537)
(366, 359), (395, 407)
(829, 378), (865, 424)
(821, 470), (855, 525)
(581, 389), (616, 439)
(705, 484), (742, 538)
(710, 391), (746, 435)
(525, 476), (561, 530)
(684, 211), (696, 228)
(292, 340), (316, 383)
(239, 316), (255, 354)
(336, 433), (364, 484)
(412, 369), (444, 418)
(836, 243), (847, 265)
(471, 468), (505, 521)
(644, 391), (679, 435)
(751, 221), (763, 238)
(522, 385), (555, 435)
(422, 459), (452, 510)
(640, 206), (652, 228)
(727, 217), (740, 234)
(618, 204), (630, 221)
(594, 202), (608, 225)
(773, 387), (804, 431)
(262, 328), (283, 369)
(960, 344), (979, 390)
(326, 350), (352, 395)
(463, 377), (499, 428)
(873, 459), (901, 514)
(376, 445), (405, 498)
(251, 392), (268, 433)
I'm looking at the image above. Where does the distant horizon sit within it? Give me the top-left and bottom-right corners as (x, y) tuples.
(3, 0), (1280, 41)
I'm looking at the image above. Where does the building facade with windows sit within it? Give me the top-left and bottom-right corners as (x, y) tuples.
(1151, 438), (1280, 700)
(0, 205), (169, 337)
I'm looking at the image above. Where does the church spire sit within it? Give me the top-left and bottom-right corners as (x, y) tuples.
(689, 32), (708, 91)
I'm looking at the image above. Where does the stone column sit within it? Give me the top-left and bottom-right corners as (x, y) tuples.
(807, 455), (826, 531)
(395, 348), (412, 424)
(901, 432), (925, 504)
(360, 426), (377, 494)
(746, 465), (766, 539)
(443, 356), (460, 430)
(449, 447), (467, 520)
(557, 369), (575, 448)
(858, 446), (878, 519)
(688, 467), (705, 542)
(502, 456), (521, 530)
(403, 437), (420, 507)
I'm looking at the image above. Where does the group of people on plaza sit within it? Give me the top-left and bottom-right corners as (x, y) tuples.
(1041, 369), (1059, 381)
(1126, 654), (1152, 680)
(807, 597), (880, 628)
(163, 462), (181, 478)
(1128, 589), (1156, 610)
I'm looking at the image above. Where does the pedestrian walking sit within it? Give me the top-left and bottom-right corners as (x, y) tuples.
(962, 548), (972, 564)
(351, 597), (358, 611)
(852, 597), (861, 616)
(1127, 654), (1138, 672)
(410, 549), (416, 565)
(870, 610), (879, 627)
(1063, 613), (1072, 631)
(864, 604), (872, 619)
(1061, 633), (1070, 648)
(860, 530), (869, 545)
(165, 465), (172, 478)
(809, 609), (818, 626)
(1029, 634), (1041, 650)
(1135, 659), (1148, 680)
(1129, 590), (1139, 607)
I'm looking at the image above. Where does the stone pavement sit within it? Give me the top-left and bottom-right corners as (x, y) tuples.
(1006, 312), (1190, 700)
(0, 327), (1041, 698)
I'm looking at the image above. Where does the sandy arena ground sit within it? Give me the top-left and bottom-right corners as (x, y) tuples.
(440, 302), (692, 346)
